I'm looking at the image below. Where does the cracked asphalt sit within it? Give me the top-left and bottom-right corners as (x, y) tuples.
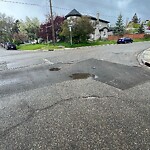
(0, 42), (150, 150)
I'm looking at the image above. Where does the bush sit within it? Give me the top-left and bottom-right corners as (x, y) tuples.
(144, 34), (150, 39)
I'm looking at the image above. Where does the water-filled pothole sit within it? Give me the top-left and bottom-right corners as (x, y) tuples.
(69, 73), (96, 80)
(49, 67), (61, 71)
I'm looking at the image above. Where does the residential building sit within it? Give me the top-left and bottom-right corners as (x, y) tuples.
(144, 20), (150, 34)
(65, 9), (110, 40)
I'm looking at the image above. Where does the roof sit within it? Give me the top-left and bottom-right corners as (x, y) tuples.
(65, 9), (82, 18)
(86, 15), (109, 23)
(99, 27), (109, 31)
(65, 9), (109, 23)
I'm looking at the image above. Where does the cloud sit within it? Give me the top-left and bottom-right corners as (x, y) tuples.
(0, 0), (149, 24)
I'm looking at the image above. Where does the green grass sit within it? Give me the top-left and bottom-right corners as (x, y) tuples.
(56, 40), (116, 48)
(17, 44), (62, 50)
(134, 38), (150, 42)
(17, 39), (150, 51)
(17, 40), (116, 50)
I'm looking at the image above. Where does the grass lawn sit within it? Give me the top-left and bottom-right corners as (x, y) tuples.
(17, 40), (116, 50)
(134, 38), (150, 42)
(17, 39), (150, 50)
(17, 44), (62, 50)
(56, 40), (116, 48)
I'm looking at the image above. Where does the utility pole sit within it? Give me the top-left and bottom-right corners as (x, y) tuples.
(49, 0), (55, 44)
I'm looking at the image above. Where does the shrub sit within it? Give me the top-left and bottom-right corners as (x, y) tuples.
(144, 34), (150, 39)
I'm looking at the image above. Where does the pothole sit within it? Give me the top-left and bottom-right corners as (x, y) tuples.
(69, 73), (97, 80)
(145, 62), (150, 67)
(49, 67), (61, 71)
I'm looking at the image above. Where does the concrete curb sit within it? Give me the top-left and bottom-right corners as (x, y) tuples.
(138, 48), (150, 68)
(64, 43), (117, 50)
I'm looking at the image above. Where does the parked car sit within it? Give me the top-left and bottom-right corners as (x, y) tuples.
(4, 42), (17, 50)
(117, 37), (133, 44)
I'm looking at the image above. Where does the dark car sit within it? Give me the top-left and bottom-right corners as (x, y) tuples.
(117, 37), (133, 44)
(4, 42), (17, 50)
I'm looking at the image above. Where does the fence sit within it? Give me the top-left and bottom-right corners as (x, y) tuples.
(108, 34), (145, 41)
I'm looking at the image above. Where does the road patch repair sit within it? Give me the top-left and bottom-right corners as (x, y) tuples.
(1, 58), (150, 98)
(67, 58), (150, 90)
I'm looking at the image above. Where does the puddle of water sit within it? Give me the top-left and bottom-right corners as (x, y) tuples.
(69, 73), (95, 80)
(49, 67), (61, 71)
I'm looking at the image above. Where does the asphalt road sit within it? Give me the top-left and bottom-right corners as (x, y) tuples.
(0, 42), (150, 150)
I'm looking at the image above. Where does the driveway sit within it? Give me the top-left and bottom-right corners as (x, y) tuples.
(0, 42), (150, 150)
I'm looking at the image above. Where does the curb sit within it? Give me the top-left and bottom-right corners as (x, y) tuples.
(64, 43), (117, 50)
(138, 48), (150, 68)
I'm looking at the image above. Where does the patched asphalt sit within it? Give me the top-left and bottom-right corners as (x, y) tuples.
(68, 58), (150, 90)
(1, 58), (150, 98)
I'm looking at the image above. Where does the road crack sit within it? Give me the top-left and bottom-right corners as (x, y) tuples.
(0, 95), (116, 138)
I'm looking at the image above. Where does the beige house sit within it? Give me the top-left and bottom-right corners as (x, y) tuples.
(65, 9), (110, 40)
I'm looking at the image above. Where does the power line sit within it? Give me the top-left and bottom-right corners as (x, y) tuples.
(0, 0), (40, 6)
(0, 0), (124, 19)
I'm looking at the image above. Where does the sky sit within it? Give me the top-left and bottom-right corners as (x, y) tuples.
(0, 0), (149, 25)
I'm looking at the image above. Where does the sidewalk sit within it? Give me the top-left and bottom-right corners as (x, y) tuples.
(139, 48), (150, 67)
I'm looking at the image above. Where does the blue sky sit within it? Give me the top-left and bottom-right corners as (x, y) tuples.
(0, 0), (149, 25)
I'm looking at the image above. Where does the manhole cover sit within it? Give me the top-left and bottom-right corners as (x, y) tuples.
(69, 73), (94, 79)
(49, 67), (61, 71)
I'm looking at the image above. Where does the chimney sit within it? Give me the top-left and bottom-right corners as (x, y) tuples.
(97, 13), (99, 22)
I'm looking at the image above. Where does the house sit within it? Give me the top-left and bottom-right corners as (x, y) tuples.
(65, 9), (110, 40)
(144, 20), (150, 34)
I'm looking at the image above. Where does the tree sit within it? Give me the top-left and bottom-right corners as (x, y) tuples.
(60, 16), (94, 43)
(19, 17), (40, 41)
(74, 16), (94, 42)
(147, 21), (150, 28)
(138, 23), (145, 33)
(13, 32), (28, 44)
(0, 13), (15, 42)
(38, 15), (64, 42)
(12, 20), (20, 34)
(114, 14), (125, 36)
(132, 13), (139, 24)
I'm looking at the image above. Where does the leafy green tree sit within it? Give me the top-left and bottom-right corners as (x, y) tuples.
(114, 14), (125, 36)
(19, 17), (40, 41)
(60, 16), (94, 43)
(147, 21), (150, 28)
(138, 23), (145, 33)
(59, 20), (70, 40)
(0, 13), (15, 42)
(74, 16), (94, 42)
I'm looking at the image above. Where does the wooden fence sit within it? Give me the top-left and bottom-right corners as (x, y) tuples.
(108, 34), (145, 40)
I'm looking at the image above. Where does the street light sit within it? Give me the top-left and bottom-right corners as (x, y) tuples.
(68, 24), (72, 45)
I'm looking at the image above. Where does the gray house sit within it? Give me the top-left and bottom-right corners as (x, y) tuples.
(65, 9), (110, 40)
